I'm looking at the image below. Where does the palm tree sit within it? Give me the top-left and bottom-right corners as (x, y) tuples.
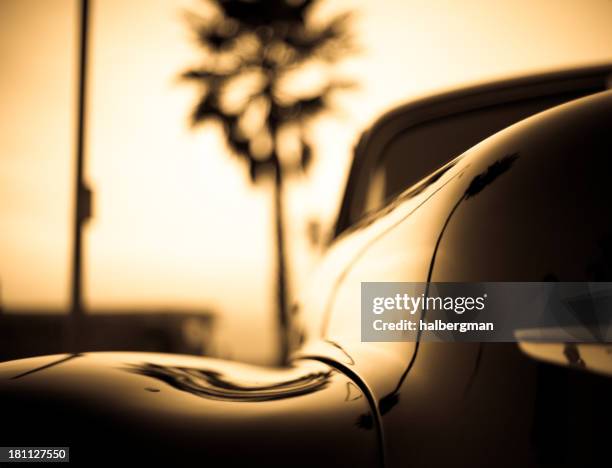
(182, 0), (355, 364)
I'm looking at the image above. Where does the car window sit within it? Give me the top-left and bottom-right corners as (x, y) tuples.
(348, 91), (597, 227)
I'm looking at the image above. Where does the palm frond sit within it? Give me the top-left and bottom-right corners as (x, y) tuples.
(183, 0), (356, 175)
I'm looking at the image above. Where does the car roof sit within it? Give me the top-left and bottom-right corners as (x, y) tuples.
(334, 62), (612, 238)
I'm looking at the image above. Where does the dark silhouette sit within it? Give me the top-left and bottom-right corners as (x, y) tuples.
(71, 0), (93, 321)
(181, 0), (356, 363)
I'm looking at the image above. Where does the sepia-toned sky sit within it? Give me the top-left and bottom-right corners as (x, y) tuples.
(1, 0), (612, 363)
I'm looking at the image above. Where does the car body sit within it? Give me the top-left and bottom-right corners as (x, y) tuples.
(1, 64), (612, 467)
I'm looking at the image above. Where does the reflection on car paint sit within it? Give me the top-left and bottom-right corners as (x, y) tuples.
(127, 361), (333, 402)
(345, 381), (363, 401)
(428, 152), (520, 280)
(11, 354), (82, 380)
(375, 154), (522, 415)
(339, 158), (460, 239)
(464, 153), (520, 198)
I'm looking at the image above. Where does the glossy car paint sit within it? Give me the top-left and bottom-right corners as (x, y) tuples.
(296, 90), (612, 467)
(1, 68), (612, 467)
(0, 353), (380, 466)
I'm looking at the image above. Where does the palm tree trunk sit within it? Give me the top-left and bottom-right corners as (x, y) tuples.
(273, 162), (289, 365)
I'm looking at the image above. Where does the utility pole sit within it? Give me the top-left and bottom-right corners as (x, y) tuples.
(70, 0), (92, 326)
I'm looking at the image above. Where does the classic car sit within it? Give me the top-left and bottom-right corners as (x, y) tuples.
(1, 64), (611, 467)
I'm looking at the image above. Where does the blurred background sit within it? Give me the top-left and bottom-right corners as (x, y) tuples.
(2, 0), (612, 365)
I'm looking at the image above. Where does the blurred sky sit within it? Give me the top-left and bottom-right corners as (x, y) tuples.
(1, 0), (612, 364)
